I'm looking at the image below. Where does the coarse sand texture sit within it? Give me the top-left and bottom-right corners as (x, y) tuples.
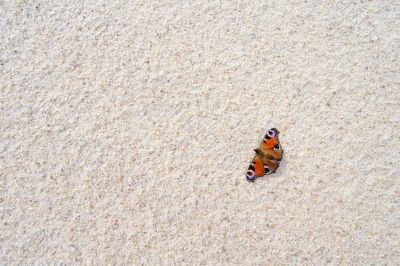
(1, 1), (399, 264)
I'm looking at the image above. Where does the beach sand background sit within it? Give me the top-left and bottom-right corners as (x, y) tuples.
(1, 1), (399, 264)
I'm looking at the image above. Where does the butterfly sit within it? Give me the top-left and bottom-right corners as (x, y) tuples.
(246, 128), (283, 182)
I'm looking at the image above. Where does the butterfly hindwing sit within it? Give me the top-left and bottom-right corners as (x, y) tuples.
(265, 149), (283, 162)
(260, 156), (280, 174)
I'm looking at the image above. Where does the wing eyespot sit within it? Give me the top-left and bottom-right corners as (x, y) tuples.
(264, 166), (270, 174)
(266, 129), (276, 138)
(246, 170), (255, 181)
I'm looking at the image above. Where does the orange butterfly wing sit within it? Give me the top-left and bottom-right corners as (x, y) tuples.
(246, 155), (265, 182)
(261, 136), (283, 161)
(261, 138), (278, 150)
(253, 156), (265, 177)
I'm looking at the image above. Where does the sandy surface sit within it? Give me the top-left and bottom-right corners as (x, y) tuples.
(1, 0), (400, 264)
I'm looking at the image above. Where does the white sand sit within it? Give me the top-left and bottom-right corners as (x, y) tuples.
(1, 1), (399, 264)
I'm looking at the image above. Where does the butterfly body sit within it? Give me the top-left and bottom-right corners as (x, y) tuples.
(246, 128), (283, 182)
